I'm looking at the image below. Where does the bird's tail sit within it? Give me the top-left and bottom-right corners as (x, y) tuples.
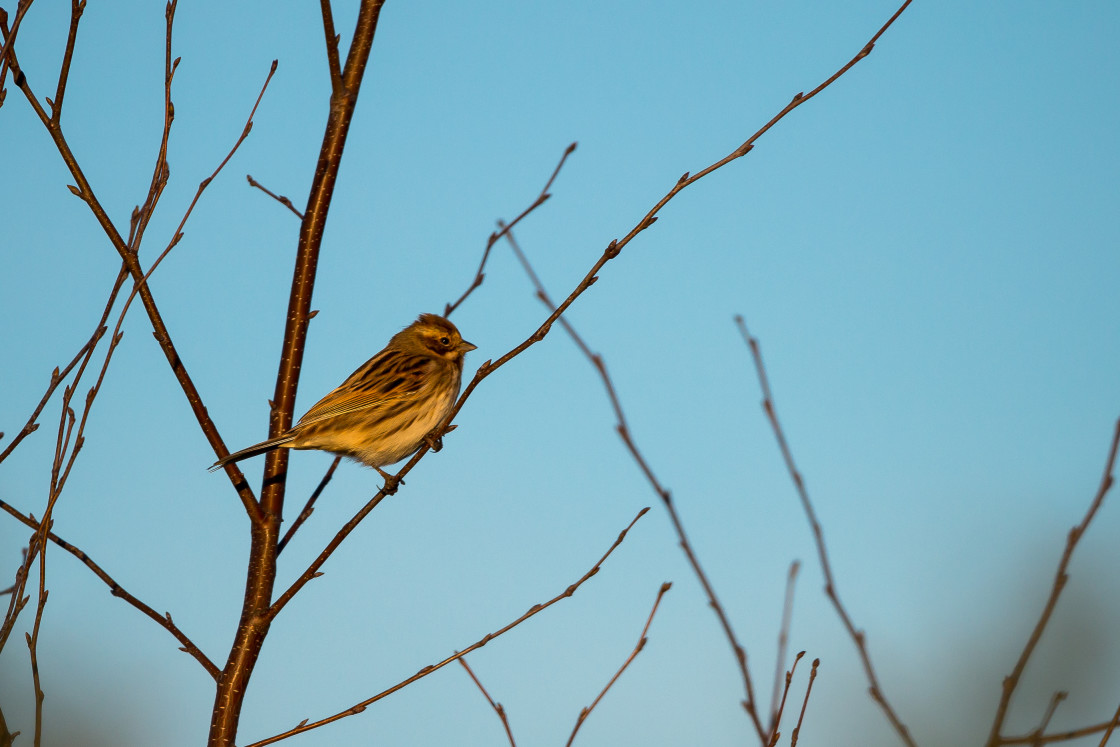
(209, 434), (297, 472)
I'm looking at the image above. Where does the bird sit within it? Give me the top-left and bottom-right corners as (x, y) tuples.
(210, 313), (476, 480)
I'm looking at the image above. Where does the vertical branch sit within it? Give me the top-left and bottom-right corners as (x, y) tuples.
(319, 0), (342, 93)
(49, 0), (85, 123)
(735, 316), (915, 746)
(770, 560), (800, 730)
(209, 3), (387, 745)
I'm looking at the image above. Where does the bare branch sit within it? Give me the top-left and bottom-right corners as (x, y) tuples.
(246, 508), (650, 747)
(247, 174), (304, 219)
(212, 4), (390, 742)
(566, 581), (671, 747)
(49, 0), (85, 123)
(0, 320), (108, 466)
(985, 417), (1120, 746)
(277, 456), (341, 555)
(0, 499), (220, 679)
(458, 657), (516, 747)
(768, 651), (806, 747)
(319, 0), (342, 94)
(770, 561), (800, 730)
(2, 5), (261, 517)
(735, 315), (915, 745)
(504, 227), (767, 739)
(789, 658), (820, 747)
(444, 142), (577, 317)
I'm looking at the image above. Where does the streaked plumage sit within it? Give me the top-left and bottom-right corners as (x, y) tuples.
(210, 314), (475, 474)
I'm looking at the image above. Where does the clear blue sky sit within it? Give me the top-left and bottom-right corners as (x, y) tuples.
(2, 1), (1118, 745)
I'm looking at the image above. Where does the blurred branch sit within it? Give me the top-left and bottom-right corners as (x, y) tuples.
(277, 456), (341, 555)
(1028, 691), (1066, 747)
(770, 561), (800, 730)
(1098, 701), (1120, 746)
(735, 316), (915, 746)
(0, 498), (220, 679)
(503, 227), (767, 740)
(458, 657), (516, 747)
(1001, 717), (1120, 746)
(566, 581), (671, 747)
(247, 508), (650, 747)
(444, 142), (577, 318)
(247, 174), (304, 219)
(986, 417), (1120, 747)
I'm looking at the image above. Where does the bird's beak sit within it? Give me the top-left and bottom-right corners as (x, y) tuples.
(459, 340), (477, 353)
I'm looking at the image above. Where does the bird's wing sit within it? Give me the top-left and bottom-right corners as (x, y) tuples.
(295, 349), (433, 427)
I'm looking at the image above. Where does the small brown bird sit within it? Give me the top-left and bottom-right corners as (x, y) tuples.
(210, 314), (476, 476)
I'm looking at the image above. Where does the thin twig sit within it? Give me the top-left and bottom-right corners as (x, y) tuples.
(566, 581), (671, 747)
(735, 315), (915, 746)
(770, 561), (800, 731)
(458, 657), (516, 747)
(247, 174), (304, 219)
(1027, 692), (1067, 747)
(1000, 717), (1120, 746)
(768, 651), (806, 747)
(789, 658), (819, 747)
(0, 0), (34, 99)
(0, 322), (107, 465)
(1098, 700), (1120, 747)
(246, 508), (649, 747)
(129, 0), (179, 252)
(504, 225), (767, 739)
(48, 0), (85, 124)
(985, 417), (1120, 747)
(319, 0), (342, 94)
(0, 499), (220, 679)
(3, 2), (261, 517)
(277, 456), (341, 555)
(443, 142), (577, 317)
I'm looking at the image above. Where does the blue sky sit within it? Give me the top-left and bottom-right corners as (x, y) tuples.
(2, 1), (1119, 745)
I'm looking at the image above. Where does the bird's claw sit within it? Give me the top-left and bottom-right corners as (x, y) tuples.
(376, 467), (402, 495)
(424, 424), (456, 453)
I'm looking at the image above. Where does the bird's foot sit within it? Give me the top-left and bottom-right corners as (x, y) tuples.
(424, 424), (456, 453)
(376, 467), (403, 495)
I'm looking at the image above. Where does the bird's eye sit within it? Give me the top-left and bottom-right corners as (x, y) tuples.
(440, 336), (451, 346)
